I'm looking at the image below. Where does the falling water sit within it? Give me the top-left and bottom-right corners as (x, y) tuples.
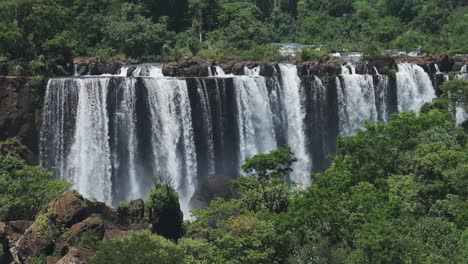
(65, 78), (113, 205)
(41, 61), (439, 216)
(111, 79), (139, 201)
(144, 78), (197, 217)
(338, 65), (378, 135)
(278, 64), (311, 186)
(396, 63), (436, 113)
(234, 76), (277, 165)
(196, 79), (215, 175)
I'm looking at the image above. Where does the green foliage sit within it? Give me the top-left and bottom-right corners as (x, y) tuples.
(0, 139), (71, 221)
(441, 79), (468, 110)
(299, 48), (321, 61)
(146, 184), (183, 240)
(90, 231), (185, 264)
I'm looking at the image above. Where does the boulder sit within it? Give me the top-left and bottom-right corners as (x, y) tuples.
(50, 192), (87, 225)
(9, 220), (33, 234)
(56, 247), (92, 264)
(191, 175), (238, 209)
(117, 199), (146, 226)
(14, 221), (56, 262)
(69, 215), (104, 239)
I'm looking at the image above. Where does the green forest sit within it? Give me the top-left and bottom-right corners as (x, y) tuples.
(1, 0), (467, 76)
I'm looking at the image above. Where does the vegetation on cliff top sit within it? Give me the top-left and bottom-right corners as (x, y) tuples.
(0, 0), (467, 76)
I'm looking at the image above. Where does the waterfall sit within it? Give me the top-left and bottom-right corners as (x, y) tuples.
(234, 76), (277, 165)
(396, 63), (436, 113)
(196, 79), (215, 175)
(40, 61), (439, 217)
(110, 79), (139, 201)
(244, 66), (261, 76)
(278, 64), (311, 186)
(65, 78), (113, 205)
(338, 65), (378, 135)
(144, 78), (197, 217)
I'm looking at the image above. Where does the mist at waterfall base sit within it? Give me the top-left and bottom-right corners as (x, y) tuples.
(40, 63), (437, 218)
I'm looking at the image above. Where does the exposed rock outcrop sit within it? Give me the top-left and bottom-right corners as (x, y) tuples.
(4, 191), (153, 263)
(73, 57), (138, 76)
(191, 175), (239, 209)
(0, 77), (44, 157)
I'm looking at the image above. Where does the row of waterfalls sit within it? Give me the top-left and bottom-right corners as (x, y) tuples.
(40, 62), (463, 217)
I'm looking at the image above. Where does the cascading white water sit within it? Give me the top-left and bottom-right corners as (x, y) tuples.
(196, 80), (215, 175)
(41, 60), (444, 218)
(144, 78), (197, 217)
(244, 66), (261, 76)
(113, 79), (140, 200)
(65, 78), (113, 205)
(455, 66), (468, 125)
(375, 73), (390, 122)
(396, 63), (436, 113)
(234, 76), (277, 165)
(278, 64), (311, 186)
(338, 65), (378, 135)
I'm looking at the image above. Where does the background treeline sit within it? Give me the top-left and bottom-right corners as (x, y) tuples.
(0, 0), (467, 76)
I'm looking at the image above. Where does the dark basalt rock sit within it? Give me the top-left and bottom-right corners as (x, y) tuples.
(297, 56), (344, 77)
(357, 56), (398, 75)
(191, 175), (239, 209)
(74, 57), (138, 76)
(0, 76), (43, 158)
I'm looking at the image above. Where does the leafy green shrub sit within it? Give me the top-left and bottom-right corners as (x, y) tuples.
(299, 47), (321, 61)
(146, 184), (183, 240)
(91, 231), (185, 264)
(0, 139), (71, 221)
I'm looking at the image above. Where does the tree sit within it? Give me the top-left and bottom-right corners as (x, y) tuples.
(234, 146), (296, 213)
(90, 231), (185, 264)
(146, 184), (184, 240)
(0, 139), (70, 221)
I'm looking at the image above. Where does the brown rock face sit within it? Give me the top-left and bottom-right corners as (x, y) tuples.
(56, 247), (92, 264)
(0, 76), (43, 156)
(69, 215), (104, 239)
(15, 222), (56, 262)
(51, 192), (87, 225)
(8, 220), (33, 234)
